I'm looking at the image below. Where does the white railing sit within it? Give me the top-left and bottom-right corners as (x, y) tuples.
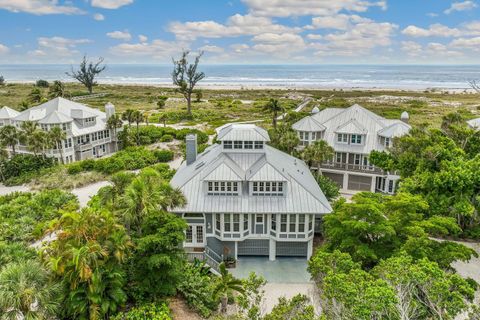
(185, 246), (222, 274)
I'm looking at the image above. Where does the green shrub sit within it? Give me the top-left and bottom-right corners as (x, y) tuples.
(80, 158), (96, 171)
(112, 303), (172, 320)
(1, 154), (56, 184)
(159, 134), (173, 142)
(178, 262), (218, 318)
(35, 79), (49, 88)
(316, 174), (340, 201)
(175, 128), (209, 144)
(154, 150), (174, 162)
(67, 162), (82, 174)
(147, 163), (176, 181)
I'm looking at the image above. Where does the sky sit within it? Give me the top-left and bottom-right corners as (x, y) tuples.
(0, 0), (479, 64)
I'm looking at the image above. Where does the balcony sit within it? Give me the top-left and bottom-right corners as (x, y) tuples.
(319, 162), (384, 174)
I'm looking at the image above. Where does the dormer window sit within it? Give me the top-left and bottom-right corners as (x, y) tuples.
(234, 141), (242, 149)
(207, 181), (239, 195)
(244, 141), (253, 149)
(351, 134), (363, 144)
(223, 141), (232, 149)
(254, 141), (263, 149)
(251, 181), (284, 196)
(337, 133), (348, 143)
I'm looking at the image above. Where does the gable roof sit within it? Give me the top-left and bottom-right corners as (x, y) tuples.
(335, 119), (367, 134)
(0, 106), (20, 120)
(170, 135), (331, 214)
(216, 123), (270, 142)
(292, 116), (326, 132)
(293, 104), (411, 153)
(12, 97), (108, 137)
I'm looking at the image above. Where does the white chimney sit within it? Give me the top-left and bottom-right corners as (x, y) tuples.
(186, 134), (197, 165)
(105, 102), (116, 119)
(401, 111), (409, 124)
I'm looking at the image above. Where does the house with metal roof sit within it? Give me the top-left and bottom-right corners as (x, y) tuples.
(292, 104), (411, 194)
(3, 97), (119, 163)
(170, 123), (332, 265)
(467, 117), (480, 130)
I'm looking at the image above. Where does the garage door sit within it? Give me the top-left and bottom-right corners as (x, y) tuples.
(322, 172), (344, 188)
(276, 242), (308, 257)
(238, 239), (269, 256)
(348, 174), (372, 191)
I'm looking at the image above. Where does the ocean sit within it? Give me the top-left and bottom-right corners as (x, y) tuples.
(1, 64), (480, 90)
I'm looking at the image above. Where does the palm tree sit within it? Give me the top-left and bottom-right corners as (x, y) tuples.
(121, 168), (186, 233)
(19, 121), (38, 146)
(49, 126), (67, 164)
(158, 113), (168, 128)
(263, 98), (283, 129)
(131, 110), (144, 145)
(106, 114), (123, 151)
(27, 87), (44, 104)
(0, 260), (61, 319)
(48, 80), (68, 98)
(0, 125), (19, 155)
(213, 262), (245, 313)
(122, 109), (135, 127)
(28, 130), (49, 157)
(301, 140), (335, 175)
(0, 146), (8, 181)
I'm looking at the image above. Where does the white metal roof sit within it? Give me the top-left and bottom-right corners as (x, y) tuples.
(170, 130), (331, 214)
(0, 106), (20, 120)
(293, 104), (411, 154)
(13, 97), (108, 137)
(467, 118), (480, 130)
(292, 116), (326, 132)
(216, 123), (270, 142)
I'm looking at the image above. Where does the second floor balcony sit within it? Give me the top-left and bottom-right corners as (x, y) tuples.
(319, 161), (384, 174)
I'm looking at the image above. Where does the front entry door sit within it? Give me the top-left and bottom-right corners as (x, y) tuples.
(185, 224), (205, 247)
(255, 214), (264, 234)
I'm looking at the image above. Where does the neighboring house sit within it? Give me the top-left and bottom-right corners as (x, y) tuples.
(292, 104), (411, 194)
(0, 106), (20, 126)
(467, 117), (480, 130)
(3, 97), (119, 163)
(170, 123), (332, 265)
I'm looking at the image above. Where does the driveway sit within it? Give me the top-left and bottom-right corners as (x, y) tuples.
(230, 257), (321, 315)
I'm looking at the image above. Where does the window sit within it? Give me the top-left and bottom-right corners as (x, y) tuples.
(388, 180), (394, 193)
(256, 215), (263, 224)
(207, 181), (239, 195)
(234, 141), (242, 149)
(252, 182), (284, 196)
(309, 215), (314, 231)
(299, 214), (305, 232)
(271, 214), (276, 231)
(233, 214), (240, 232)
(289, 215), (296, 232)
(353, 154), (361, 165)
(335, 152), (346, 163)
(280, 214), (287, 232)
(385, 137), (391, 147)
(243, 214), (249, 231)
(244, 141), (253, 149)
(224, 214), (231, 232)
(216, 214), (221, 231)
(254, 141), (263, 149)
(337, 133), (348, 143)
(351, 134), (362, 144)
(224, 141), (232, 149)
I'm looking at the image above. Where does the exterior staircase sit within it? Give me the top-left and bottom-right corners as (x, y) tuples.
(186, 246), (222, 275)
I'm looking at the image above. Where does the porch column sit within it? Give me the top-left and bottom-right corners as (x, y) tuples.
(234, 242), (238, 260)
(307, 238), (313, 259)
(269, 238), (276, 261)
(370, 176), (376, 192)
(342, 173), (348, 190)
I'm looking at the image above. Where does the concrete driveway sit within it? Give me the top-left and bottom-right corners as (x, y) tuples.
(230, 257), (321, 315)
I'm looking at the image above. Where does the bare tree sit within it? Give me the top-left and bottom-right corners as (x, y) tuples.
(67, 56), (106, 94)
(172, 50), (205, 116)
(469, 80), (480, 93)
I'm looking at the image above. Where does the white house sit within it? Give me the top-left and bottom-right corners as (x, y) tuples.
(170, 123), (331, 266)
(292, 104), (411, 194)
(3, 97), (119, 163)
